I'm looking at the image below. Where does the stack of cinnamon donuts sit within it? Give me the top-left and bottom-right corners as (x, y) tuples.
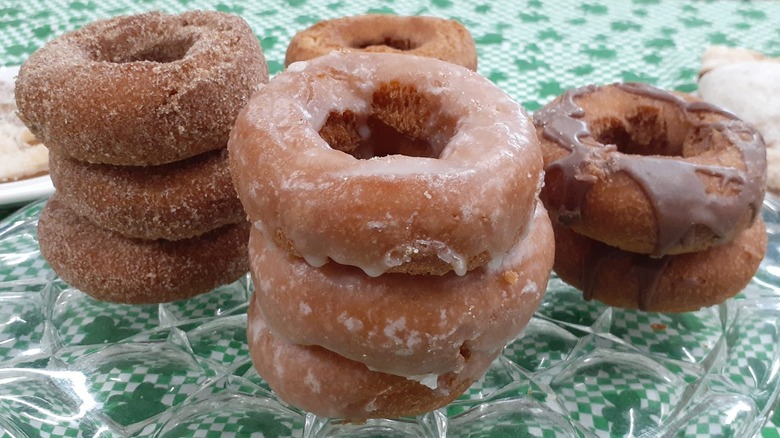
(229, 16), (555, 420)
(534, 83), (768, 312)
(15, 11), (269, 303)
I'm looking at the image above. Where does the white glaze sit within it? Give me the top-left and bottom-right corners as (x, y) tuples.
(229, 52), (543, 276)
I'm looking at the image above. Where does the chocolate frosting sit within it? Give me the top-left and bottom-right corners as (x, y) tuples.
(582, 236), (671, 311)
(534, 82), (767, 257)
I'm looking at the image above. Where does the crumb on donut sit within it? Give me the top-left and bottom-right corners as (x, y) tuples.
(503, 271), (519, 285)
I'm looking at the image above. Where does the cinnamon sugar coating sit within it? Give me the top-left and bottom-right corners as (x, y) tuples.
(49, 148), (244, 240)
(16, 10), (268, 165)
(37, 196), (249, 304)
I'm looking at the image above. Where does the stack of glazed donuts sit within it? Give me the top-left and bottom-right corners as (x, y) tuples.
(15, 11), (269, 303)
(229, 16), (555, 418)
(534, 83), (768, 313)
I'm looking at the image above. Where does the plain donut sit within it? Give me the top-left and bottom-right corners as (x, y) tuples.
(534, 83), (766, 256)
(285, 14), (477, 70)
(16, 11), (268, 165)
(229, 52), (543, 276)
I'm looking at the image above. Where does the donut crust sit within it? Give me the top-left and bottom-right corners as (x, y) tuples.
(37, 196), (249, 304)
(552, 217), (767, 312)
(247, 298), (498, 421)
(49, 148), (245, 240)
(285, 14), (477, 70)
(16, 11), (268, 165)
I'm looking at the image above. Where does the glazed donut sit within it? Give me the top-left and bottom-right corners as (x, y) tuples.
(49, 148), (244, 240)
(534, 83), (767, 256)
(551, 216), (767, 312)
(37, 195), (249, 304)
(15, 11), (268, 166)
(229, 52), (543, 276)
(249, 203), (553, 377)
(284, 14), (477, 71)
(247, 298), (498, 420)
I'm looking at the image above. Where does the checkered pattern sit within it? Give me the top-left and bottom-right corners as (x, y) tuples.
(723, 307), (780, 390)
(534, 278), (609, 328)
(608, 307), (722, 364)
(504, 317), (579, 372)
(83, 345), (209, 426)
(162, 280), (251, 322)
(160, 404), (300, 437)
(0, 370), (102, 438)
(550, 353), (684, 435)
(51, 289), (161, 346)
(0, 289), (46, 363)
(187, 315), (251, 368)
(447, 398), (572, 438)
(0, 0), (778, 437)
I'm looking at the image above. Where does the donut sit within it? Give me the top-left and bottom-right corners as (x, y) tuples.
(249, 203), (553, 377)
(247, 297), (499, 420)
(49, 148), (244, 240)
(15, 11), (268, 166)
(37, 195), (249, 304)
(229, 52), (543, 276)
(284, 14), (477, 71)
(551, 216), (767, 312)
(533, 82), (767, 257)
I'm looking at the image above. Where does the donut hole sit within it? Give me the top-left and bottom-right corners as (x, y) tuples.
(318, 82), (457, 160)
(353, 37), (418, 51)
(590, 107), (684, 157)
(92, 34), (195, 64)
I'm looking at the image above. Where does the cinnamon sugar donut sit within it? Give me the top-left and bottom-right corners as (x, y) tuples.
(534, 83), (767, 256)
(15, 11), (268, 166)
(551, 216), (766, 312)
(49, 149), (244, 240)
(249, 203), (553, 377)
(229, 52), (543, 276)
(285, 14), (477, 71)
(247, 298), (498, 420)
(37, 196), (249, 304)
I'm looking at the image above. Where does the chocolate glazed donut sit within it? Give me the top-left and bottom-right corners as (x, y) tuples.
(535, 82), (766, 256)
(534, 83), (768, 312)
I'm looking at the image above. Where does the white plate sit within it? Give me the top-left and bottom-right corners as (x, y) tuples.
(0, 65), (53, 206)
(0, 174), (53, 206)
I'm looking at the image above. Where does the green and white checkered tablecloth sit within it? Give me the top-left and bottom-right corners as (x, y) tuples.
(1, 1), (780, 437)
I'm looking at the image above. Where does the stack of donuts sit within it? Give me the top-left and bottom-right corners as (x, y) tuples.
(15, 11), (269, 303)
(229, 16), (555, 420)
(534, 83), (768, 312)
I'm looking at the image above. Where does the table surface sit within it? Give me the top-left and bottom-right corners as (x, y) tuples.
(1, 0), (780, 437)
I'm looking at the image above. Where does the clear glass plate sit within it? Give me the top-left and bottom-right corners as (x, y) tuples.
(0, 195), (779, 437)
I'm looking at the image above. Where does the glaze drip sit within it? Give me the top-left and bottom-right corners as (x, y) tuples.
(581, 236), (671, 311)
(534, 82), (767, 256)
